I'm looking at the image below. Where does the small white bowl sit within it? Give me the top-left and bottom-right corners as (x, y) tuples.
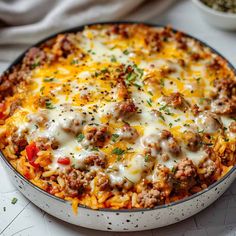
(192, 0), (236, 30)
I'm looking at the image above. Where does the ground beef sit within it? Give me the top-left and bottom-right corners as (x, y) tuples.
(0, 68), (27, 101)
(96, 173), (110, 190)
(174, 158), (196, 181)
(208, 58), (222, 72)
(175, 32), (188, 50)
(117, 80), (129, 100)
(137, 188), (163, 208)
(52, 34), (76, 58)
(109, 24), (129, 38)
(64, 168), (93, 197)
(190, 52), (202, 61)
(142, 130), (181, 157)
(37, 96), (51, 108)
(160, 130), (181, 156)
(84, 154), (106, 168)
(118, 124), (139, 142)
(114, 99), (137, 120)
(183, 131), (201, 152)
(163, 92), (189, 111)
(142, 134), (161, 157)
(198, 158), (216, 179)
(27, 110), (48, 127)
(11, 131), (28, 152)
(229, 121), (236, 133)
(144, 31), (162, 52)
(9, 99), (22, 116)
(211, 97), (236, 115)
(35, 137), (59, 150)
(192, 104), (200, 116)
(22, 47), (47, 70)
(84, 125), (109, 147)
(213, 77), (236, 98)
(196, 111), (223, 134)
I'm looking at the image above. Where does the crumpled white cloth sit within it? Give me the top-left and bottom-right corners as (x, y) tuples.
(0, 0), (174, 62)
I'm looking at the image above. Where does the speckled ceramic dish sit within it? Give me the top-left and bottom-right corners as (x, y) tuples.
(1, 22), (236, 232)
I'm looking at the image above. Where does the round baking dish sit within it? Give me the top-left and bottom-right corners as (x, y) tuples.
(0, 22), (236, 232)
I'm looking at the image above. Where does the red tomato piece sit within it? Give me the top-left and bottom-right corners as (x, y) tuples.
(57, 157), (70, 165)
(0, 103), (6, 119)
(25, 143), (40, 168)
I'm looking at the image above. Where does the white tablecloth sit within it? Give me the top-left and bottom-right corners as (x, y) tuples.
(1, 1), (236, 235)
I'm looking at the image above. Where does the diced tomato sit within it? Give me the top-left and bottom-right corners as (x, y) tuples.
(24, 172), (31, 180)
(25, 143), (40, 168)
(0, 103), (6, 119)
(57, 157), (70, 165)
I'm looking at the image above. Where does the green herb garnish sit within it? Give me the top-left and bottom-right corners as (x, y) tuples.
(112, 147), (125, 156)
(11, 197), (18, 205)
(144, 155), (150, 162)
(160, 78), (165, 87)
(123, 50), (129, 55)
(45, 100), (55, 109)
(43, 77), (54, 82)
(111, 55), (117, 62)
(146, 99), (152, 107)
(31, 59), (40, 69)
(76, 133), (85, 142)
(111, 134), (119, 142)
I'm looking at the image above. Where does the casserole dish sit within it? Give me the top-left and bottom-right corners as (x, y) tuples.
(0, 22), (236, 231)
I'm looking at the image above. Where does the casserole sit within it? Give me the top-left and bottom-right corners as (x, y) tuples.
(0, 22), (236, 231)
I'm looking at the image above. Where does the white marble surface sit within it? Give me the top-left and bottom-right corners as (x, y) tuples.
(1, 0), (236, 235)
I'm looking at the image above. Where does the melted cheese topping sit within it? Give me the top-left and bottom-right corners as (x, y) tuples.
(2, 24), (235, 187)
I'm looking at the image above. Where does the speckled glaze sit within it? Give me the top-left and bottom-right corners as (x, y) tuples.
(1, 22), (236, 232)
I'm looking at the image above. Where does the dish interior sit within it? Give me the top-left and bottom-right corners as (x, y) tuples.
(0, 23), (235, 211)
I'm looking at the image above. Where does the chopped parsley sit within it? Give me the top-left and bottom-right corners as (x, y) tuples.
(101, 68), (108, 73)
(133, 83), (141, 89)
(87, 49), (96, 55)
(126, 71), (137, 83)
(11, 197), (18, 205)
(159, 104), (173, 116)
(76, 133), (85, 142)
(148, 91), (153, 96)
(199, 97), (206, 105)
(124, 176), (134, 184)
(174, 118), (181, 122)
(160, 78), (165, 87)
(197, 128), (205, 133)
(45, 100), (55, 109)
(40, 86), (45, 94)
(169, 122), (173, 128)
(183, 123), (190, 127)
(71, 59), (79, 65)
(171, 167), (177, 173)
(196, 77), (201, 83)
(123, 49), (129, 55)
(111, 55), (117, 62)
(31, 59), (40, 69)
(144, 155), (150, 162)
(200, 142), (213, 146)
(112, 147), (125, 156)
(146, 98), (152, 107)
(159, 113), (165, 121)
(111, 133), (119, 142)
(91, 147), (99, 151)
(43, 77), (54, 82)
